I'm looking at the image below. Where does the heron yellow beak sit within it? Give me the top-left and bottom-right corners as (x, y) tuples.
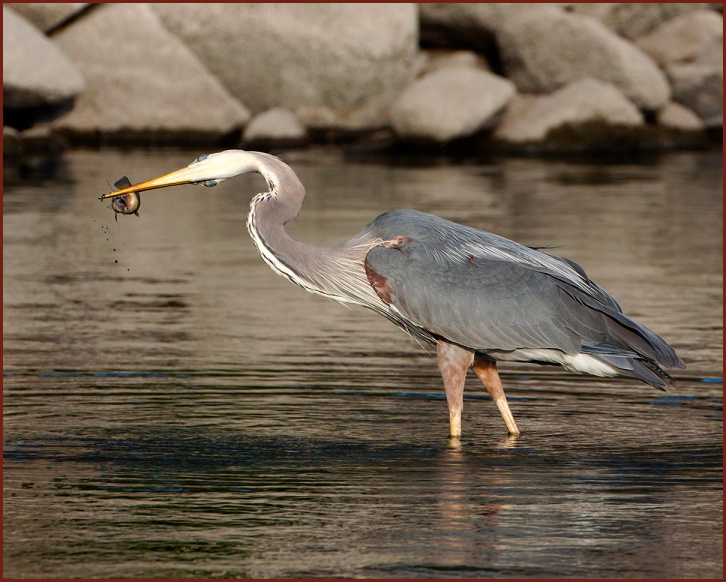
(98, 164), (207, 200)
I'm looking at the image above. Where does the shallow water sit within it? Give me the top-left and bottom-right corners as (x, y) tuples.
(3, 148), (722, 578)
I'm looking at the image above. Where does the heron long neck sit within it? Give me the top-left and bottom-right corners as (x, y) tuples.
(244, 153), (380, 306)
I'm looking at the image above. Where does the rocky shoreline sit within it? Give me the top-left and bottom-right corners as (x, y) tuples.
(4, 3), (723, 160)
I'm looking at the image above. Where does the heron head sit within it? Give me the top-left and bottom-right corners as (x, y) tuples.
(98, 150), (261, 200)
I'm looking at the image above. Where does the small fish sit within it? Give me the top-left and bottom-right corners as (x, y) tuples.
(109, 176), (141, 222)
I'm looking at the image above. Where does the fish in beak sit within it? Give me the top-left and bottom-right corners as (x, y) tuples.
(109, 176), (140, 222)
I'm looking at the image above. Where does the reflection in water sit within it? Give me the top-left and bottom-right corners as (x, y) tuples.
(496, 434), (521, 450)
(3, 148), (722, 578)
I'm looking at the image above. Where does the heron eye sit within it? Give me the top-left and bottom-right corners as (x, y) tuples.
(192, 154), (208, 164)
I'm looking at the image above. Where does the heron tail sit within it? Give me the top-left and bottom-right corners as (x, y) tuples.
(564, 286), (685, 371)
(582, 345), (679, 391)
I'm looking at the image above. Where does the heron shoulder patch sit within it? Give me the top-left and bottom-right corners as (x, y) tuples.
(364, 259), (393, 305)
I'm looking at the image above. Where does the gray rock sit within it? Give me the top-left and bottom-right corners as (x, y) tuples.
(242, 108), (307, 147)
(390, 66), (515, 142)
(417, 49), (491, 77)
(494, 78), (643, 143)
(51, 4), (249, 136)
(419, 3), (563, 52)
(656, 101), (705, 130)
(704, 114), (723, 131)
(498, 10), (671, 110)
(3, 7), (84, 108)
(636, 10), (723, 65)
(151, 4), (418, 131)
(665, 62), (723, 121)
(4, 126), (19, 156)
(12, 124), (68, 156)
(6, 3), (88, 33)
(695, 34), (724, 67)
(571, 3), (710, 39)
(4, 123), (69, 173)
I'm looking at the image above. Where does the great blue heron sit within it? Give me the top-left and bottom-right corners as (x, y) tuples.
(100, 150), (684, 438)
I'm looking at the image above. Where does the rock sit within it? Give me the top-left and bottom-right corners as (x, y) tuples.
(390, 66), (515, 142)
(6, 3), (88, 33)
(498, 10), (670, 110)
(493, 78), (643, 144)
(50, 4), (249, 141)
(151, 4), (418, 131)
(242, 108), (308, 148)
(636, 10), (723, 65)
(4, 124), (68, 182)
(13, 124), (68, 156)
(665, 62), (723, 121)
(3, 124), (70, 183)
(656, 101), (705, 130)
(419, 3), (563, 53)
(3, 7), (84, 110)
(704, 114), (722, 132)
(3, 127), (19, 158)
(571, 3), (711, 39)
(695, 34), (724, 67)
(416, 49), (491, 77)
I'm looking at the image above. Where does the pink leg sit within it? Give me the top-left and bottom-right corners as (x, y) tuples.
(437, 341), (474, 438)
(472, 357), (521, 435)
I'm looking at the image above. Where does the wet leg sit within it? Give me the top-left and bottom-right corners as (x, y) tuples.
(472, 357), (520, 435)
(437, 341), (474, 438)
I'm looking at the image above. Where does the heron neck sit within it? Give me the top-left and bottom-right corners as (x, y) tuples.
(245, 167), (379, 306)
(244, 152), (315, 288)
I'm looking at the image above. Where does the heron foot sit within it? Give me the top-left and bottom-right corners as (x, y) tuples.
(498, 434), (521, 449)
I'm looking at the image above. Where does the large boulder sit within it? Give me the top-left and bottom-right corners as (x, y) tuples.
(696, 34), (724, 67)
(50, 3), (249, 140)
(419, 3), (562, 52)
(497, 10), (670, 110)
(493, 78), (643, 144)
(3, 7), (84, 114)
(635, 10), (723, 65)
(571, 3), (711, 39)
(417, 49), (492, 77)
(656, 101), (705, 131)
(151, 4), (418, 131)
(662, 24), (723, 127)
(6, 3), (88, 33)
(242, 108), (307, 149)
(390, 66), (515, 142)
(665, 63), (723, 122)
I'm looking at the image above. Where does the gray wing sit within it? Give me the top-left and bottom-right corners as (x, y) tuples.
(366, 239), (597, 354)
(360, 210), (621, 310)
(361, 210), (683, 370)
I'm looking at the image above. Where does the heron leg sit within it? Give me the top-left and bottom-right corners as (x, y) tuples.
(472, 357), (520, 435)
(436, 341), (474, 439)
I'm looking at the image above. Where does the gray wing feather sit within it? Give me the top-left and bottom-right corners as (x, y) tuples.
(367, 242), (585, 354)
(363, 210), (619, 307)
(363, 210), (683, 371)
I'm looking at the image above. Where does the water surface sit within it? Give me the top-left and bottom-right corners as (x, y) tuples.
(4, 148), (722, 578)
